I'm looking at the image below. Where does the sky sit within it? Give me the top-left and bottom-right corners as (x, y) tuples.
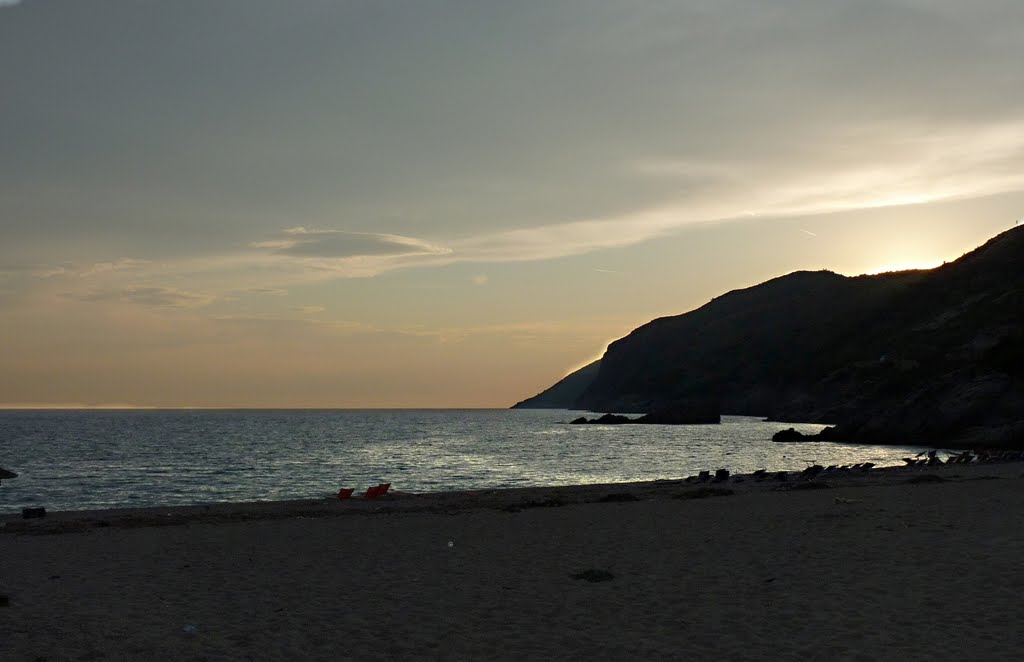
(1, 0), (1022, 408)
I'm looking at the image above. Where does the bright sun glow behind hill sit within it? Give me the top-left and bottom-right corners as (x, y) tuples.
(865, 260), (945, 275)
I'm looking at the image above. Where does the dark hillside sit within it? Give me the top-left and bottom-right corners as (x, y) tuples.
(517, 226), (1024, 448)
(580, 269), (925, 417)
(512, 360), (601, 409)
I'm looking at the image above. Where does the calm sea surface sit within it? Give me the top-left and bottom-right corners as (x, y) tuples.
(0, 409), (932, 513)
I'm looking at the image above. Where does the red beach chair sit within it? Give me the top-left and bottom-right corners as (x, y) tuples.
(377, 483), (391, 496)
(337, 488), (354, 500)
(365, 484), (382, 498)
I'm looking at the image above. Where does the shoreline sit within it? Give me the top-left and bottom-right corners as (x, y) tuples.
(3, 456), (1020, 531)
(4, 459), (1024, 659)
(0, 411), (946, 516)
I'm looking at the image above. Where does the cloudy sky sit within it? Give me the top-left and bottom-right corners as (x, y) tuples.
(1, 0), (1022, 407)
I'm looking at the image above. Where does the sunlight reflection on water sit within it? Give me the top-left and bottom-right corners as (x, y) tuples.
(0, 409), (934, 512)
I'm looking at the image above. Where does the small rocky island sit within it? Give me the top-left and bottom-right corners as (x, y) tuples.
(771, 427), (843, 442)
(570, 401), (720, 425)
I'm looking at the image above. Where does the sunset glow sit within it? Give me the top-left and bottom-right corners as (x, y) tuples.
(1, 1), (1021, 407)
(865, 260), (946, 275)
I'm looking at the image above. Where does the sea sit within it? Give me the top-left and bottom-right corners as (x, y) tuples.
(0, 409), (934, 514)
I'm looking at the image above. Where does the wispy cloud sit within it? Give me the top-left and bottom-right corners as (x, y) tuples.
(11, 258), (151, 280)
(233, 287), (288, 297)
(435, 118), (1024, 268)
(253, 228), (451, 259)
(24, 119), (1024, 298)
(65, 286), (215, 308)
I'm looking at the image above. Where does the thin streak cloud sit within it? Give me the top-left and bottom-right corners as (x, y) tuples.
(32, 116), (1024, 298)
(65, 286), (215, 308)
(255, 228), (451, 259)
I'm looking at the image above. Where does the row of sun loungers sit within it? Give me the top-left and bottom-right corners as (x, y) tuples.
(974, 450), (1024, 462)
(686, 448), (1024, 485)
(900, 449), (1024, 467)
(353, 450), (1024, 500)
(686, 462), (878, 484)
(902, 450), (980, 467)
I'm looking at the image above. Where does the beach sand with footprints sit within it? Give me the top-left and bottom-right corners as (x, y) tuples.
(3, 458), (1024, 660)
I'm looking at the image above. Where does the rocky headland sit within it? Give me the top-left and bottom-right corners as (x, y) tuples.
(514, 226), (1024, 449)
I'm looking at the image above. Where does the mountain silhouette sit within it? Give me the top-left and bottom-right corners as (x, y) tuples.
(514, 226), (1024, 448)
(513, 360), (601, 409)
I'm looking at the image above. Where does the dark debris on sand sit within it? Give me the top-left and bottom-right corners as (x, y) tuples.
(673, 487), (735, 500)
(905, 474), (950, 484)
(776, 481), (832, 491)
(596, 493), (641, 503)
(571, 569), (615, 582)
(500, 497), (567, 512)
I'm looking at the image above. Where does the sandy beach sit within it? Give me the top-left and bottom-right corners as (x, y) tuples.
(3, 460), (1024, 661)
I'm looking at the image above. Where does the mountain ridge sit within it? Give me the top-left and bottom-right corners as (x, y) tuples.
(514, 225), (1024, 448)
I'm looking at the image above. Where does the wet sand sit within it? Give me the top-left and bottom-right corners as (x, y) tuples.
(3, 460), (1024, 660)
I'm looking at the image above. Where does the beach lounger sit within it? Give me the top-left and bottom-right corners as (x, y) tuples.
(337, 488), (354, 500)
(364, 483), (392, 498)
(800, 465), (824, 480)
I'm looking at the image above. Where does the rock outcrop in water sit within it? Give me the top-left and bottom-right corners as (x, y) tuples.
(515, 226), (1024, 449)
(771, 427), (843, 443)
(569, 401), (721, 425)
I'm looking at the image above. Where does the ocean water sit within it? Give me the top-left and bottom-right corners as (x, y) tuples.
(0, 409), (932, 513)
